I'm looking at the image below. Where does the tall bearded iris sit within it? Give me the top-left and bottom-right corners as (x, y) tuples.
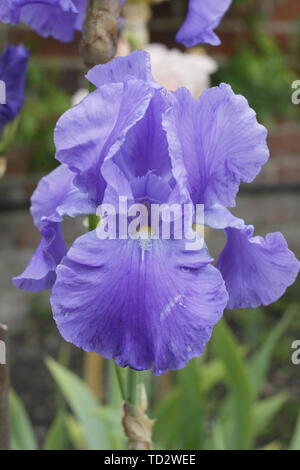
(0, 0), (231, 47)
(13, 51), (299, 374)
(0, 44), (29, 134)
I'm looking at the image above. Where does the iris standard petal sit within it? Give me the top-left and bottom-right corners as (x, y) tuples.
(51, 231), (228, 374)
(110, 89), (172, 184)
(55, 80), (154, 204)
(176, 0), (232, 47)
(166, 84), (269, 208)
(217, 226), (300, 309)
(86, 50), (159, 88)
(0, 44), (29, 132)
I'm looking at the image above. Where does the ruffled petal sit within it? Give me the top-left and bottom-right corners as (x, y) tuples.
(109, 89), (172, 185)
(51, 231), (228, 374)
(176, 0), (232, 47)
(14, 164), (93, 292)
(2, 0), (82, 42)
(30, 164), (94, 227)
(20, 2), (78, 42)
(9, 0), (78, 21)
(54, 80), (154, 204)
(86, 50), (159, 88)
(204, 204), (245, 230)
(166, 84), (269, 208)
(217, 226), (300, 309)
(12, 221), (66, 292)
(31, 164), (76, 227)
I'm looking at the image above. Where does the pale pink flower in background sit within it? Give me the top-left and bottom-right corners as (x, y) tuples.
(145, 44), (218, 96)
(71, 88), (89, 107)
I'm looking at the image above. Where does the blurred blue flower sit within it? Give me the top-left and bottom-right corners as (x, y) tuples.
(1, 0), (86, 42)
(0, 0), (232, 47)
(0, 43), (30, 134)
(177, 0), (232, 47)
(13, 51), (299, 374)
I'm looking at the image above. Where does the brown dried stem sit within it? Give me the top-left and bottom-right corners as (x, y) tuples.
(80, 0), (122, 68)
(122, 383), (155, 450)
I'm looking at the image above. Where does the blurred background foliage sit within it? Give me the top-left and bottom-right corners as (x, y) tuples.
(7, 0), (300, 171)
(17, 58), (71, 173)
(214, 33), (298, 126)
(213, 0), (300, 125)
(9, 284), (300, 450)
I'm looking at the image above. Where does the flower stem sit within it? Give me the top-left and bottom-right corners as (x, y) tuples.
(88, 213), (99, 231)
(127, 367), (137, 405)
(113, 364), (126, 401)
(81, 0), (122, 68)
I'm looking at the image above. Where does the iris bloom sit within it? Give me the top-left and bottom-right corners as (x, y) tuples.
(13, 51), (299, 374)
(1, 0), (231, 46)
(0, 44), (29, 134)
(0, 0), (87, 42)
(177, 0), (232, 47)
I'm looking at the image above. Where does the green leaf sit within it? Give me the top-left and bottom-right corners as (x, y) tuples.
(253, 393), (288, 438)
(46, 357), (111, 450)
(290, 409), (300, 450)
(64, 415), (87, 450)
(176, 358), (204, 449)
(94, 407), (126, 450)
(249, 305), (297, 398)
(43, 413), (69, 450)
(155, 359), (207, 450)
(0, 116), (20, 155)
(200, 359), (225, 393)
(9, 390), (37, 450)
(153, 388), (181, 450)
(212, 320), (253, 450)
(211, 420), (227, 451)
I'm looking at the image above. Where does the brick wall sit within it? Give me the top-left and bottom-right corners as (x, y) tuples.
(150, 0), (300, 187)
(1, 0), (300, 186)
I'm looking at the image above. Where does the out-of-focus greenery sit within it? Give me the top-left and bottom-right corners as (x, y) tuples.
(214, 34), (298, 126)
(8, 0), (299, 171)
(17, 59), (71, 172)
(213, 0), (300, 126)
(154, 306), (299, 450)
(9, 297), (300, 450)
